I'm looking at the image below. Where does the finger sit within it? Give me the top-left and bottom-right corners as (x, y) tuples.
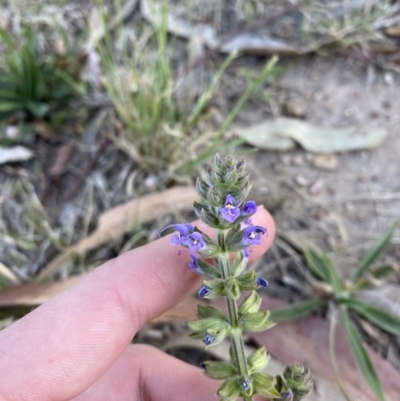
(73, 344), (220, 401)
(0, 208), (275, 401)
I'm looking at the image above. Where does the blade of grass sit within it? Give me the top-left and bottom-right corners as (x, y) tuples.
(340, 306), (386, 401)
(0, 28), (14, 48)
(350, 221), (398, 283)
(181, 56), (279, 173)
(303, 245), (330, 282)
(329, 309), (352, 401)
(339, 297), (400, 336)
(321, 252), (343, 296)
(269, 300), (325, 322)
(186, 50), (237, 126)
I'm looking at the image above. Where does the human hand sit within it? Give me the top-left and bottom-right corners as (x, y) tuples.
(0, 208), (275, 401)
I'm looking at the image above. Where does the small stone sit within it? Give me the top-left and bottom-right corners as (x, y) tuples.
(284, 99), (306, 118)
(313, 154), (338, 171)
(5, 125), (19, 139)
(292, 154), (304, 166)
(384, 72), (394, 85)
(280, 154), (291, 165)
(295, 174), (309, 187)
(144, 175), (158, 191)
(309, 179), (324, 194)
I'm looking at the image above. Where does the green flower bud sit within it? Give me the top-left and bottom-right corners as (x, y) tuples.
(283, 363), (313, 400)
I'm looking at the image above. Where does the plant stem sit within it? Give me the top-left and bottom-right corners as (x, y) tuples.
(217, 231), (253, 401)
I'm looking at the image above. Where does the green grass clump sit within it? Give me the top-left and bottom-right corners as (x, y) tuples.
(98, 0), (279, 177)
(0, 28), (85, 124)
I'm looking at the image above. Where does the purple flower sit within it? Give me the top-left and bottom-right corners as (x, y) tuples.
(203, 334), (213, 346)
(242, 201), (257, 216)
(200, 362), (206, 369)
(241, 218), (252, 229)
(242, 226), (268, 246)
(256, 277), (269, 288)
(188, 254), (200, 270)
(242, 248), (252, 259)
(198, 285), (210, 298)
(159, 223), (194, 246)
(219, 194), (240, 223)
(187, 232), (206, 252)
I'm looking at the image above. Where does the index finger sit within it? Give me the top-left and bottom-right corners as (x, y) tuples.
(0, 208), (275, 401)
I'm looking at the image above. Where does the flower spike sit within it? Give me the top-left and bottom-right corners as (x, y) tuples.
(160, 155), (312, 401)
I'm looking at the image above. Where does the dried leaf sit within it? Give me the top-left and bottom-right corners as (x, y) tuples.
(235, 118), (388, 153)
(250, 296), (400, 401)
(39, 187), (198, 279)
(0, 273), (199, 324)
(49, 143), (74, 180)
(0, 146), (33, 164)
(0, 275), (83, 306)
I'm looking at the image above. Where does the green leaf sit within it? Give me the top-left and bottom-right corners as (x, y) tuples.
(321, 252), (343, 295)
(339, 298), (400, 336)
(0, 101), (22, 112)
(203, 361), (237, 380)
(351, 221), (398, 283)
(269, 300), (325, 322)
(354, 265), (395, 290)
(340, 307), (386, 401)
(303, 246), (330, 282)
(248, 346), (269, 373)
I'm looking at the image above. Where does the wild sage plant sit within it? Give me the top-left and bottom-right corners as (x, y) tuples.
(160, 155), (312, 401)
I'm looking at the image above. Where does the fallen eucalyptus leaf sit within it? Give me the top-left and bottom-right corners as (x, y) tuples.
(0, 146), (33, 164)
(234, 118), (388, 153)
(39, 186), (198, 279)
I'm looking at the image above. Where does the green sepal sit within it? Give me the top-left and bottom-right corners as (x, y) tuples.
(224, 227), (247, 252)
(224, 279), (241, 300)
(200, 284), (224, 299)
(236, 271), (258, 291)
(200, 208), (221, 228)
(238, 291), (261, 316)
(197, 231), (220, 257)
(196, 178), (209, 200)
(239, 311), (276, 332)
(197, 304), (226, 320)
(230, 251), (247, 276)
(248, 346), (269, 373)
(196, 259), (221, 279)
(217, 377), (241, 401)
(188, 317), (227, 333)
(225, 224), (242, 244)
(203, 361), (237, 379)
(207, 188), (223, 206)
(203, 278), (223, 289)
(252, 372), (279, 398)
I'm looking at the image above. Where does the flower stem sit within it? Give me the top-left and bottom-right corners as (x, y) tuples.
(217, 231), (253, 401)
